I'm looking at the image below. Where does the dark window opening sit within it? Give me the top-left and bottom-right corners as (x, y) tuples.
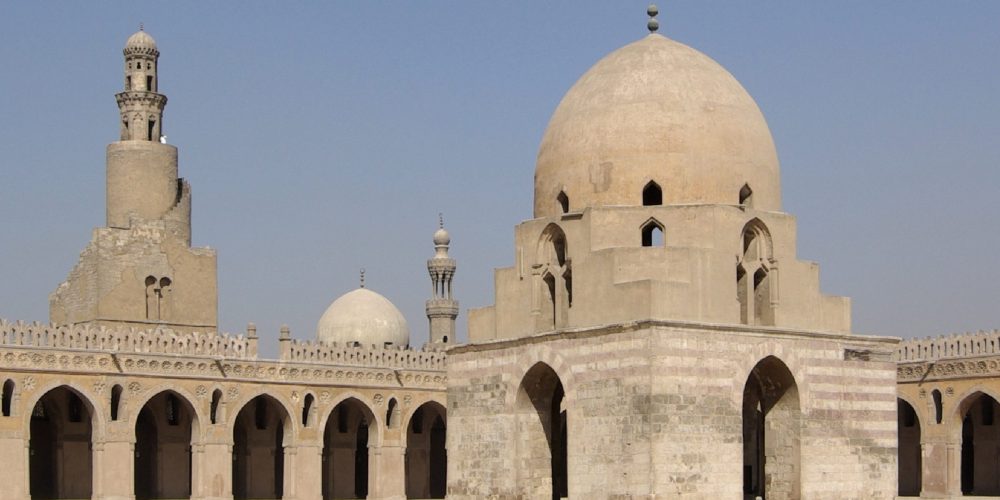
(642, 181), (662, 206)
(146, 75), (153, 91)
(442, 335), (448, 343)
(386, 398), (397, 428)
(932, 390), (943, 424)
(302, 394), (314, 427)
(126, 76), (132, 90)
(111, 385), (123, 421)
(1, 380), (13, 416)
(210, 389), (222, 424)
(147, 120), (155, 142)
(641, 221), (664, 247)
(557, 191), (569, 214)
(739, 184), (754, 206)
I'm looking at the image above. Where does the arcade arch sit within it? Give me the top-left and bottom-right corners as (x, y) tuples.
(232, 394), (291, 499)
(323, 397), (378, 499)
(515, 362), (567, 499)
(134, 390), (197, 499)
(405, 401), (447, 499)
(742, 356), (800, 500)
(29, 385), (95, 499)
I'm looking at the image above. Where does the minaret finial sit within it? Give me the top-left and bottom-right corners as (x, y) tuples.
(438, 213), (444, 229)
(647, 4), (659, 34)
(360, 268), (366, 288)
(139, 22), (144, 32)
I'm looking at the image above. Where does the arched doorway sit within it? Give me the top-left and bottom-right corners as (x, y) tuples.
(742, 356), (800, 500)
(135, 391), (196, 499)
(233, 395), (290, 499)
(405, 401), (447, 498)
(959, 392), (1000, 496)
(897, 398), (922, 496)
(323, 398), (376, 499)
(516, 362), (567, 499)
(29, 386), (94, 499)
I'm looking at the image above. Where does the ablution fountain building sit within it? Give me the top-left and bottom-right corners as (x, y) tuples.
(0, 6), (996, 500)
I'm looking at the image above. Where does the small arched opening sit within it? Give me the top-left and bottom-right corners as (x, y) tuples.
(110, 384), (123, 421)
(29, 386), (94, 499)
(959, 392), (1000, 496)
(642, 181), (662, 206)
(536, 224), (571, 331)
(557, 191), (569, 214)
(210, 389), (223, 424)
(303, 393), (315, 428)
(323, 398), (377, 499)
(897, 398), (922, 497)
(386, 397), (399, 429)
(738, 219), (775, 326)
(739, 183), (754, 207)
(515, 362), (567, 499)
(405, 401), (447, 499)
(134, 391), (197, 499)
(743, 356), (801, 500)
(233, 395), (290, 499)
(2, 379), (14, 416)
(641, 219), (664, 247)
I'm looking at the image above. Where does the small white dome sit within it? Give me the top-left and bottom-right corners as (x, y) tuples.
(125, 29), (158, 54)
(433, 227), (450, 246)
(317, 288), (409, 347)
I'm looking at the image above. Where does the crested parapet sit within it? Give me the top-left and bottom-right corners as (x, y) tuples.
(281, 337), (447, 371)
(0, 318), (252, 358)
(896, 329), (1000, 362)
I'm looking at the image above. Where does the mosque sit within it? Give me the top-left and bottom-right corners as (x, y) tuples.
(0, 5), (997, 500)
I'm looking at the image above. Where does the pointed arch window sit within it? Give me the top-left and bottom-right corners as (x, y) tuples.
(739, 184), (754, 207)
(557, 191), (569, 214)
(1, 380), (13, 416)
(641, 218), (665, 247)
(643, 181), (662, 206)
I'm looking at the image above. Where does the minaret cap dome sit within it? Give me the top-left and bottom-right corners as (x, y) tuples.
(125, 30), (157, 53)
(433, 227), (450, 246)
(317, 288), (410, 347)
(534, 33), (781, 217)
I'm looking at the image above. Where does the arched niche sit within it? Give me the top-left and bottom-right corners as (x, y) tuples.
(134, 390), (198, 499)
(897, 398), (922, 497)
(515, 362), (567, 499)
(742, 356), (800, 500)
(29, 385), (95, 499)
(232, 394), (292, 499)
(323, 397), (378, 499)
(405, 401), (447, 499)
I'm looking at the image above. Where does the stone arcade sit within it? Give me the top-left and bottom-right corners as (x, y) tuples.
(0, 8), (996, 500)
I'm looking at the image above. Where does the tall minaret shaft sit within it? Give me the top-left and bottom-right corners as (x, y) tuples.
(106, 28), (187, 241)
(426, 216), (458, 345)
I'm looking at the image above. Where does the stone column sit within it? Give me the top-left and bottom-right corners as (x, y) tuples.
(370, 444), (406, 500)
(946, 441), (962, 497)
(196, 442), (233, 500)
(0, 435), (29, 498)
(93, 437), (134, 500)
(288, 443), (322, 500)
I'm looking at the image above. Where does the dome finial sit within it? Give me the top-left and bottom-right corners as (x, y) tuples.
(647, 4), (659, 33)
(139, 22), (144, 32)
(438, 212), (444, 229)
(360, 268), (366, 288)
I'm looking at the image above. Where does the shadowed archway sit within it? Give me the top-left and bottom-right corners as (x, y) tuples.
(897, 398), (921, 496)
(405, 401), (447, 498)
(516, 362), (567, 499)
(323, 397), (378, 499)
(743, 356), (800, 500)
(29, 385), (94, 499)
(233, 394), (291, 499)
(134, 391), (197, 499)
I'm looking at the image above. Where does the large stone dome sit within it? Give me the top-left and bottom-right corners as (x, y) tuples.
(534, 33), (781, 218)
(317, 288), (410, 347)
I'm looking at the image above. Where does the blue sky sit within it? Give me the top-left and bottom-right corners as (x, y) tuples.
(1, 2), (998, 354)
